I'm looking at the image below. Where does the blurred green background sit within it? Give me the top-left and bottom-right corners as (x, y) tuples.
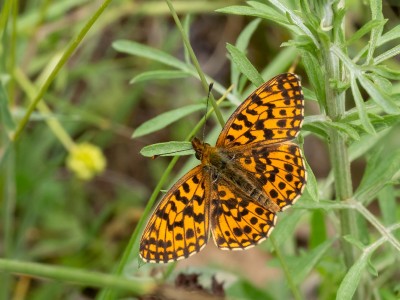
(1, 0), (400, 299)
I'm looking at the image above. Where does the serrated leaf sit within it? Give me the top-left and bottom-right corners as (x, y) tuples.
(113, 40), (187, 70)
(130, 70), (190, 84)
(132, 104), (204, 138)
(140, 141), (194, 157)
(226, 43), (264, 87)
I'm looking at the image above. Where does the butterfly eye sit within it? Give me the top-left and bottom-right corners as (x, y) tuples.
(195, 152), (201, 160)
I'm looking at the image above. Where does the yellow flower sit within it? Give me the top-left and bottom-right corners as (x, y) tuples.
(66, 142), (106, 180)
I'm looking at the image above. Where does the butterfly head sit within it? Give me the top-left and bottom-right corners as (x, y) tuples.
(191, 137), (211, 162)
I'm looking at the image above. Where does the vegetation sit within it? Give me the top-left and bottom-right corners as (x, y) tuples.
(0, 0), (399, 299)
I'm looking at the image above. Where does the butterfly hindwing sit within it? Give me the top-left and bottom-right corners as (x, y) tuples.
(210, 177), (276, 250)
(223, 142), (307, 211)
(216, 73), (304, 147)
(140, 166), (210, 263)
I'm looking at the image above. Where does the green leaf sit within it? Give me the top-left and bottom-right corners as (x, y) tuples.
(305, 120), (360, 141)
(374, 44), (400, 65)
(269, 209), (304, 250)
(355, 149), (400, 204)
(226, 43), (264, 87)
(369, 65), (400, 80)
(247, 1), (289, 26)
(335, 237), (386, 300)
(112, 40), (188, 70)
(343, 235), (365, 251)
(216, 5), (269, 18)
(302, 51), (326, 110)
(345, 19), (386, 45)
(217, 3), (288, 27)
(310, 210), (327, 248)
(377, 24), (400, 46)
(140, 141), (194, 157)
(130, 70), (190, 84)
(305, 159), (319, 202)
(336, 255), (369, 300)
(377, 186), (399, 239)
(226, 279), (274, 300)
(357, 75), (400, 114)
(232, 19), (261, 92)
(236, 19), (261, 52)
(350, 77), (375, 134)
(132, 104), (204, 138)
(291, 239), (335, 285)
(267, 0), (318, 46)
(0, 84), (15, 131)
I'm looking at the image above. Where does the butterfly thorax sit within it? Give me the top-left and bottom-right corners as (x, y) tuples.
(191, 137), (280, 213)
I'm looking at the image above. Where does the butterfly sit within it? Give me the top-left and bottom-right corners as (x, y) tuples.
(140, 73), (307, 263)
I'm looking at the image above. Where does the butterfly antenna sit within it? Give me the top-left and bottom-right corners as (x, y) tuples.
(202, 82), (214, 142)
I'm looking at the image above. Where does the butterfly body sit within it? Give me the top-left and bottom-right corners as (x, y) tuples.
(192, 137), (281, 213)
(140, 73), (307, 263)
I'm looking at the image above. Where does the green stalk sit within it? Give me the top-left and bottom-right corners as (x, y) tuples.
(320, 3), (363, 299)
(165, 0), (225, 128)
(0, 145), (15, 300)
(322, 42), (359, 266)
(270, 236), (302, 300)
(0, 259), (155, 296)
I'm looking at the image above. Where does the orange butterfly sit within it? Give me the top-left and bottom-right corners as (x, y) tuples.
(140, 73), (307, 263)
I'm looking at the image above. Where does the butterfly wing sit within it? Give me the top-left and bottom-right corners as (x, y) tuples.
(223, 142), (307, 211)
(210, 176), (276, 249)
(216, 73), (304, 147)
(140, 166), (210, 263)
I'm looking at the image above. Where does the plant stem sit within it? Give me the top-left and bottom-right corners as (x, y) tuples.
(270, 236), (303, 300)
(320, 4), (364, 298)
(165, 0), (225, 128)
(323, 46), (359, 266)
(0, 259), (155, 295)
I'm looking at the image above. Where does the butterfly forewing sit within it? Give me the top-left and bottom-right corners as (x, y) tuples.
(216, 73), (304, 147)
(139, 166), (210, 263)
